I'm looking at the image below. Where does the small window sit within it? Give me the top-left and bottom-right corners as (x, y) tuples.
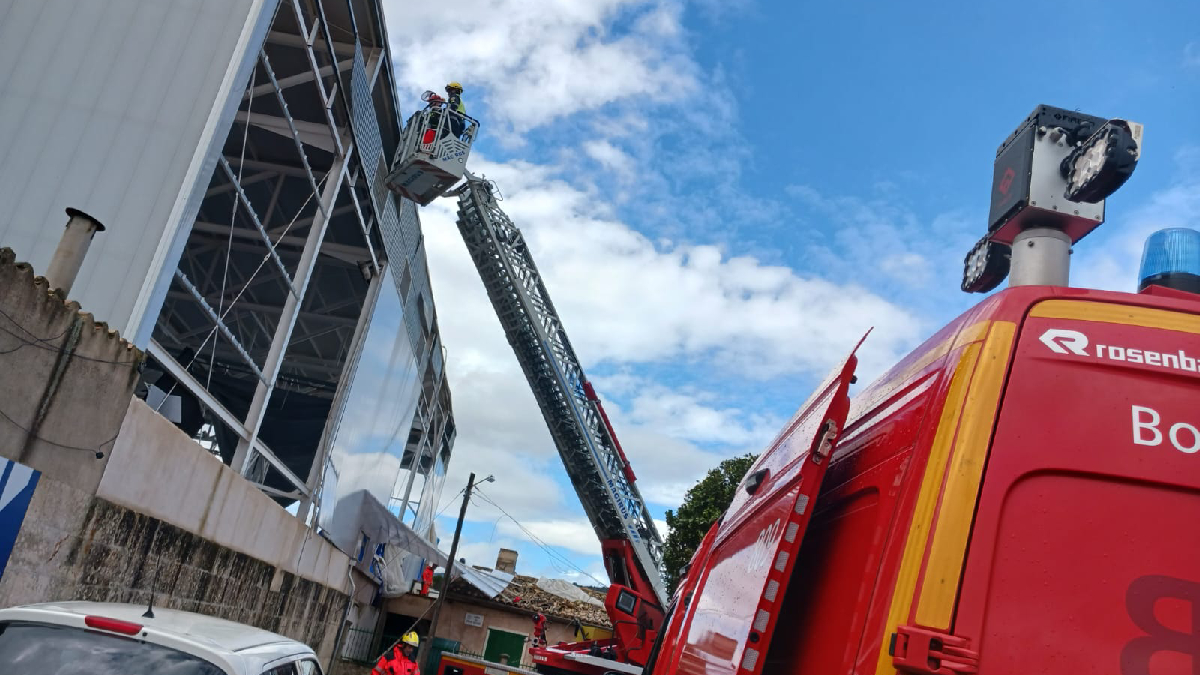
(615, 589), (637, 615)
(297, 658), (323, 675)
(0, 621), (225, 675)
(263, 662), (298, 675)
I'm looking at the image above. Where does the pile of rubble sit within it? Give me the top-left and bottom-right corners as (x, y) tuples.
(450, 574), (611, 628)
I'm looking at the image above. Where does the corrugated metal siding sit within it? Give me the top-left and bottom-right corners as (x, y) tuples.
(0, 0), (273, 341)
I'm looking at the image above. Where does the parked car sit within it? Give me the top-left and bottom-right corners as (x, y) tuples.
(0, 601), (323, 675)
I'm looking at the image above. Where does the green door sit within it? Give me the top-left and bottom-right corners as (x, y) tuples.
(483, 627), (526, 665)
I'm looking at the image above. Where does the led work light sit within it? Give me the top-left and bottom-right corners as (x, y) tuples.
(960, 104), (1143, 293)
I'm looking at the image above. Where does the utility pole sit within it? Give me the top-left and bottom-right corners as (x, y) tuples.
(419, 472), (475, 671)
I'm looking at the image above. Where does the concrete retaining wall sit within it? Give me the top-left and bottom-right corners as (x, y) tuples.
(0, 479), (347, 658)
(0, 246), (353, 661)
(100, 399), (351, 591)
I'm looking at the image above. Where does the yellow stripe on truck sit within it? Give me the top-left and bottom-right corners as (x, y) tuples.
(874, 339), (982, 675)
(916, 321), (1016, 626)
(1030, 299), (1200, 333)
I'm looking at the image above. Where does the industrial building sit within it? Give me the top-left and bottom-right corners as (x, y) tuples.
(0, 0), (455, 662)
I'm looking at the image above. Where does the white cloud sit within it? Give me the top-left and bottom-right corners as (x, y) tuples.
(653, 519), (669, 537)
(493, 517), (601, 557)
(1073, 147), (1200, 292)
(375, 0), (929, 584)
(381, 0), (699, 133)
(1185, 41), (1200, 69)
(452, 539), (513, 569)
(880, 252), (933, 287)
(419, 156), (921, 521)
(582, 140), (637, 183)
(621, 385), (781, 446)
(433, 159), (921, 379)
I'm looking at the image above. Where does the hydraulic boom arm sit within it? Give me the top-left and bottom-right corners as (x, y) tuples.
(449, 173), (667, 611)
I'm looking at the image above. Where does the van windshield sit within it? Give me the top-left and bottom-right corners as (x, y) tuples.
(0, 622), (227, 675)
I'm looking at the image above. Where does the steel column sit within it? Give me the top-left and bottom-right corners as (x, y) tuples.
(231, 144), (353, 483)
(259, 48), (328, 219)
(218, 156), (299, 297)
(172, 269), (266, 382)
(147, 340), (252, 440)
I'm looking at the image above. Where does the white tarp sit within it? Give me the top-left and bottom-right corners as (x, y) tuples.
(536, 577), (604, 606)
(322, 489), (448, 595)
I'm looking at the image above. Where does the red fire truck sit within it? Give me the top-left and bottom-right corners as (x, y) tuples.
(643, 106), (1200, 675)
(648, 280), (1200, 675)
(417, 104), (1200, 674)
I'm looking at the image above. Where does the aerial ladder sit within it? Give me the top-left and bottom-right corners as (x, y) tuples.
(387, 101), (666, 675)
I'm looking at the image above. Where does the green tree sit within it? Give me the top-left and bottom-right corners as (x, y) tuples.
(661, 453), (758, 594)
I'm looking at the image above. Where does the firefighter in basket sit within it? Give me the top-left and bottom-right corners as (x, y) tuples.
(373, 631), (421, 675)
(422, 81), (467, 140)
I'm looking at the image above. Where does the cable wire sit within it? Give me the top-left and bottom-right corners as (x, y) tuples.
(209, 62), (258, 391)
(472, 488), (606, 587)
(0, 402), (117, 458)
(0, 308), (140, 367)
(151, 168), (331, 418)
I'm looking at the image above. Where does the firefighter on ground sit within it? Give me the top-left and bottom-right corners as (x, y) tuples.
(374, 631), (420, 675)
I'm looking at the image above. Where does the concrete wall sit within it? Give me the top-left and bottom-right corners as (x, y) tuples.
(100, 399), (351, 591)
(0, 481), (347, 658)
(0, 399), (354, 661)
(386, 593), (605, 656)
(0, 247), (142, 493)
(0, 246), (353, 660)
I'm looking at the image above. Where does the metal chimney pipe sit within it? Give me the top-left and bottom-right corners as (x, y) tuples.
(45, 208), (105, 295)
(1008, 227), (1071, 288)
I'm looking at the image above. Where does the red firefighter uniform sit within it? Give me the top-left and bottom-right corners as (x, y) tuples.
(374, 633), (420, 675)
(532, 613), (547, 646)
(421, 564), (435, 595)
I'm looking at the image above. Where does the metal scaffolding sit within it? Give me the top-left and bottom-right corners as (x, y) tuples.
(145, 0), (454, 525)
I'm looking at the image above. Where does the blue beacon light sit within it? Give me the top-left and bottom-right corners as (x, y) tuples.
(1139, 228), (1200, 294)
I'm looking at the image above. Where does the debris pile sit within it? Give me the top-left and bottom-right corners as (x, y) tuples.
(450, 574), (611, 628)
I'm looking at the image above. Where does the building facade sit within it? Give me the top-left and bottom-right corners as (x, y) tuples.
(0, 0), (455, 655)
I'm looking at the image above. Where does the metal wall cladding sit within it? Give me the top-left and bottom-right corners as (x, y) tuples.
(379, 195), (404, 281)
(0, 0), (275, 343)
(351, 42), (383, 186)
(398, 198), (422, 258)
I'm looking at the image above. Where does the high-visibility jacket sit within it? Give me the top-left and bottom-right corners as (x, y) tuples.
(446, 92), (466, 115)
(374, 646), (419, 675)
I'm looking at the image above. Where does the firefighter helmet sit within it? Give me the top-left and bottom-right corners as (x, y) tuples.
(445, 81), (463, 92)
(402, 631), (419, 647)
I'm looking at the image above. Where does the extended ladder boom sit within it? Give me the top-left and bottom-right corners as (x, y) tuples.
(451, 174), (666, 605)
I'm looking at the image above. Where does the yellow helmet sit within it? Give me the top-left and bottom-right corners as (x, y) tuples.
(445, 81), (463, 92)
(402, 631), (419, 647)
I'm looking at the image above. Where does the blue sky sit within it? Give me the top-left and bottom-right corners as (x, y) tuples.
(380, 0), (1200, 584)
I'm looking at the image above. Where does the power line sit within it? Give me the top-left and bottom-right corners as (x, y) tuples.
(0, 309), (141, 367)
(210, 57), (258, 392)
(472, 488), (606, 587)
(434, 486), (467, 520)
(0, 402), (116, 459)
(475, 493), (602, 584)
(150, 168), (331, 418)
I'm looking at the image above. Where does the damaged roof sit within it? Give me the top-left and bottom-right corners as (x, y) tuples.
(449, 573), (612, 628)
